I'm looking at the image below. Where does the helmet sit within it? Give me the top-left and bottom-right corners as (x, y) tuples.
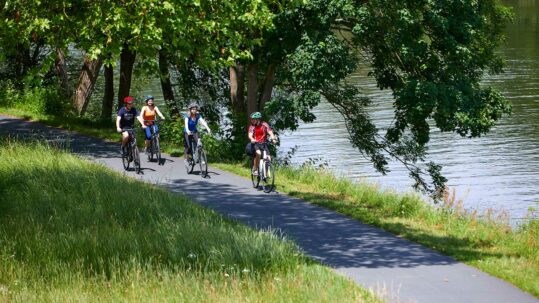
(250, 112), (262, 119)
(188, 103), (199, 109)
(144, 95), (154, 103)
(123, 96), (134, 104)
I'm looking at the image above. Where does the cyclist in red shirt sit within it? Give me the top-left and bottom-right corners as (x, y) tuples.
(248, 112), (277, 175)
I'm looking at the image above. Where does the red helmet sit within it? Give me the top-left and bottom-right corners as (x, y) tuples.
(123, 96), (134, 104)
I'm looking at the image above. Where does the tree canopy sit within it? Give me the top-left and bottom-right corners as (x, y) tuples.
(0, 0), (512, 198)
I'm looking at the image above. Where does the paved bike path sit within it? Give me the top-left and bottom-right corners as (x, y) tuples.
(0, 115), (536, 303)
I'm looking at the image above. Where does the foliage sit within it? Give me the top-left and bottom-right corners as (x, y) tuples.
(224, 0), (513, 199)
(0, 0), (514, 198)
(0, 140), (377, 302)
(0, 80), (69, 115)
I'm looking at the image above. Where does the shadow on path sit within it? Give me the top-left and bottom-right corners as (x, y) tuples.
(1, 115), (536, 303)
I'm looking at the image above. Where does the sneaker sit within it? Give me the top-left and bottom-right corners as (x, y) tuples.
(252, 169), (259, 176)
(144, 146), (149, 154)
(184, 159), (190, 166)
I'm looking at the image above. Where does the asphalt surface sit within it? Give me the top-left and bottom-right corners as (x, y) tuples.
(1, 115), (537, 303)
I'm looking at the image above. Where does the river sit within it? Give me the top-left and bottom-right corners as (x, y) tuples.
(136, 1), (538, 221)
(278, 0), (539, 221)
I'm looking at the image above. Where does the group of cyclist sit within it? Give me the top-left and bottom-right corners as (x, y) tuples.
(115, 95), (276, 176)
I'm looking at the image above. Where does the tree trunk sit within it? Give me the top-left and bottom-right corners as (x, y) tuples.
(54, 48), (71, 99)
(117, 42), (136, 110)
(73, 55), (103, 115)
(259, 63), (275, 110)
(158, 50), (179, 118)
(246, 64), (259, 116)
(101, 63), (114, 120)
(230, 64), (245, 114)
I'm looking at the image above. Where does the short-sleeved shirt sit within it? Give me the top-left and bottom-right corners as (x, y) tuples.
(184, 113), (201, 133)
(117, 107), (139, 128)
(248, 122), (272, 143)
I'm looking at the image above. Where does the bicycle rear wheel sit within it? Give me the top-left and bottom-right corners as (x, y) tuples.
(250, 157), (260, 188)
(122, 146), (130, 170)
(262, 160), (275, 193)
(199, 149), (208, 177)
(133, 145), (141, 174)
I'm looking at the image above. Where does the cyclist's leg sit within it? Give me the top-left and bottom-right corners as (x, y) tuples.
(144, 125), (152, 151)
(183, 132), (191, 161)
(193, 132), (199, 146)
(154, 124), (160, 139)
(253, 143), (262, 174)
(121, 131), (129, 147)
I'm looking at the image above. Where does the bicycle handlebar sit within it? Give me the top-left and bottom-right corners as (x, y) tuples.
(143, 118), (163, 123)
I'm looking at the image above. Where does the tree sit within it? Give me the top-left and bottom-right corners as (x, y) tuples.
(222, 0), (512, 198)
(1, 0), (283, 116)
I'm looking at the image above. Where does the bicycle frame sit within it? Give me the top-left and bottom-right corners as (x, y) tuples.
(186, 132), (205, 159)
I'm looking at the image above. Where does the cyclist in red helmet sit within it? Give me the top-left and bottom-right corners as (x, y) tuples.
(116, 96), (145, 154)
(248, 111), (277, 175)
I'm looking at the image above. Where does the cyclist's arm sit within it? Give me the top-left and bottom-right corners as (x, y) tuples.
(137, 113), (146, 128)
(199, 117), (211, 133)
(155, 107), (165, 120)
(184, 117), (190, 134)
(139, 106), (146, 121)
(268, 129), (277, 142)
(248, 128), (255, 143)
(116, 116), (122, 132)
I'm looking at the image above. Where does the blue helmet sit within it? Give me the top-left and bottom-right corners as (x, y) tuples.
(144, 95), (155, 103)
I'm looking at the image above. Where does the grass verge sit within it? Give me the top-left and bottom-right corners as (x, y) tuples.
(0, 107), (118, 141)
(0, 140), (379, 302)
(213, 162), (539, 298)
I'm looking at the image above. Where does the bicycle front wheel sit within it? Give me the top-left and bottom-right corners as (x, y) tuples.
(185, 155), (194, 174)
(262, 160), (275, 193)
(133, 145), (141, 174)
(199, 149), (208, 177)
(122, 146), (130, 170)
(155, 137), (162, 165)
(147, 139), (153, 162)
(250, 157), (260, 188)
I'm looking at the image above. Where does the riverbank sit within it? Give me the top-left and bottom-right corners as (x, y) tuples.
(214, 162), (539, 298)
(1, 109), (537, 298)
(0, 140), (377, 302)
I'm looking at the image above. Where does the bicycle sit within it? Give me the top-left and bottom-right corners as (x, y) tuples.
(144, 119), (162, 165)
(121, 128), (141, 174)
(184, 131), (208, 177)
(250, 142), (275, 193)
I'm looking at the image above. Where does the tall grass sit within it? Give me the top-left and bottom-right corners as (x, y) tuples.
(214, 162), (539, 298)
(0, 141), (378, 302)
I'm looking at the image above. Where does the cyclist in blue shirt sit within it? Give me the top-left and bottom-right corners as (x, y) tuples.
(116, 96), (145, 155)
(183, 103), (211, 165)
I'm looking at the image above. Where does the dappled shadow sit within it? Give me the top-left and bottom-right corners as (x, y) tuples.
(162, 177), (458, 269)
(0, 117), (121, 159)
(0, 116), (458, 269)
(380, 221), (508, 262)
(3, 115), (537, 303)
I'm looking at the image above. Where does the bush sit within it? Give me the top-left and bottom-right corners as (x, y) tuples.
(0, 80), (69, 115)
